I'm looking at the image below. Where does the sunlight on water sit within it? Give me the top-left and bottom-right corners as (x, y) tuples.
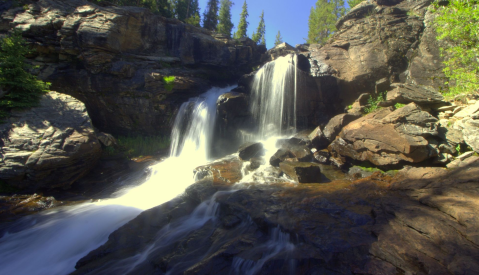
(250, 54), (298, 140)
(0, 86), (235, 275)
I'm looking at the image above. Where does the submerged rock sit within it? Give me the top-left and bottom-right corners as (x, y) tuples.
(0, 92), (101, 191)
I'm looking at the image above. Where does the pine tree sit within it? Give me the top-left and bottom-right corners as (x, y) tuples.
(347, 0), (363, 10)
(234, 1), (249, 39)
(217, 0), (234, 38)
(252, 10), (266, 46)
(307, 0), (342, 45)
(203, 0), (219, 31)
(0, 31), (50, 118)
(274, 31), (283, 46)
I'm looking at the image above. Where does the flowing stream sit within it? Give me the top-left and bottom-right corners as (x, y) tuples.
(0, 86), (235, 275)
(0, 54), (301, 275)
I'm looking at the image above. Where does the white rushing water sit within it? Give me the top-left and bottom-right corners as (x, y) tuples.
(250, 54), (298, 140)
(0, 86), (235, 275)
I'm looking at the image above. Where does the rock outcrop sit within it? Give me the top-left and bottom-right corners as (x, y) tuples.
(308, 0), (445, 107)
(1, 0), (265, 136)
(73, 158), (479, 275)
(0, 91), (101, 191)
(329, 103), (440, 166)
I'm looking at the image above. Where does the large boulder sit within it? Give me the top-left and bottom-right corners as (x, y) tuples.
(383, 83), (446, 107)
(329, 103), (439, 166)
(0, 92), (101, 190)
(1, 0), (265, 137)
(309, 0), (440, 106)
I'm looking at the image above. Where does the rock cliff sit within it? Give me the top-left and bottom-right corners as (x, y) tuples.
(1, 0), (265, 136)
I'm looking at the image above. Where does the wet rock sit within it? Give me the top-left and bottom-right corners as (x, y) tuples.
(213, 91), (253, 157)
(279, 161), (322, 183)
(238, 142), (264, 161)
(308, 126), (329, 149)
(194, 156), (243, 186)
(270, 148), (294, 167)
(74, 158), (479, 275)
(0, 92), (101, 191)
(313, 149), (330, 164)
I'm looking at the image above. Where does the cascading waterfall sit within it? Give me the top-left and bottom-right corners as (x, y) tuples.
(0, 53), (302, 274)
(250, 54), (298, 140)
(0, 86), (235, 275)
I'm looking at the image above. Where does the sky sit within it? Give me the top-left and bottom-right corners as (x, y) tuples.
(198, 0), (318, 49)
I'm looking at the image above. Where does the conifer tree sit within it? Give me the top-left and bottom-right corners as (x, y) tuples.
(252, 11), (266, 46)
(217, 0), (234, 38)
(203, 0), (219, 31)
(234, 1), (249, 39)
(274, 31), (283, 46)
(347, 0), (363, 10)
(307, 0), (341, 44)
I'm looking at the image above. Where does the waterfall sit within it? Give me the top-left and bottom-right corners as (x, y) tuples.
(170, 86), (235, 162)
(250, 54), (298, 140)
(0, 86), (235, 275)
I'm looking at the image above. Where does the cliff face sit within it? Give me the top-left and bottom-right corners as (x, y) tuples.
(308, 0), (447, 106)
(1, 0), (265, 136)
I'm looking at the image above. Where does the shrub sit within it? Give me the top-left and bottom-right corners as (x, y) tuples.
(0, 31), (50, 118)
(394, 103), (406, 109)
(117, 135), (170, 158)
(434, 0), (479, 97)
(364, 92), (386, 114)
(162, 76), (175, 92)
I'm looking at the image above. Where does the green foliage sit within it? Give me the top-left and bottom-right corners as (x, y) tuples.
(274, 31), (283, 47)
(163, 76), (175, 91)
(203, 0), (219, 30)
(307, 0), (345, 44)
(185, 13), (201, 27)
(252, 10), (266, 46)
(111, 135), (170, 158)
(0, 31), (50, 119)
(347, 0), (363, 9)
(216, 0), (234, 38)
(394, 102), (406, 109)
(363, 92), (386, 114)
(234, 0), (249, 39)
(173, 0), (200, 22)
(456, 143), (462, 154)
(434, 0), (479, 97)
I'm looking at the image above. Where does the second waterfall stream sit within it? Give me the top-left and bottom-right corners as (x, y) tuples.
(0, 86), (236, 275)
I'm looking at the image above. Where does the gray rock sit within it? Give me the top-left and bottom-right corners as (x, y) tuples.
(386, 83), (445, 106)
(0, 92), (101, 190)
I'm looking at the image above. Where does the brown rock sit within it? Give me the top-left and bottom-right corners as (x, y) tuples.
(279, 161), (322, 183)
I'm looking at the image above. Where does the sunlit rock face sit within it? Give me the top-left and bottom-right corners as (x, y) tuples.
(0, 0), (265, 137)
(0, 92), (101, 191)
(308, 0), (444, 107)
